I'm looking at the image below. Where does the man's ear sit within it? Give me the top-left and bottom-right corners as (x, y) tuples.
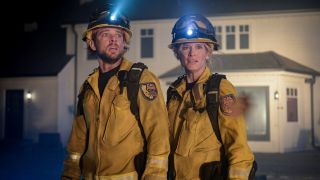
(87, 39), (96, 51)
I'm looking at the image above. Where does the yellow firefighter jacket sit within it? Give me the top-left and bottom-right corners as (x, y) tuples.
(167, 67), (254, 180)
(61, 59), (170, 180)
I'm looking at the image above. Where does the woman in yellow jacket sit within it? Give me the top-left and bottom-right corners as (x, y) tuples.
(167, 14), (255, 180)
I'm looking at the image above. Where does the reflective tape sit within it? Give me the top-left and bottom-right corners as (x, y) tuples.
(146, 156), (168, 169)
(229, 168), (250, 179)
(94, 171), (138, 180)
(68, 152), (81, 162)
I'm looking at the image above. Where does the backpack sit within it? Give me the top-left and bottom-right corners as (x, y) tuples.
(167, 73), (257, 180)
(77, 62), (148, 179)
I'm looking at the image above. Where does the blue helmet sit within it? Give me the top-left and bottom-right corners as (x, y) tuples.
(169, 14), (218, 50)
(82, 6), (132, 42)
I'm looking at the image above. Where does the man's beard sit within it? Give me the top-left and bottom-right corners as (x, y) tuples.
(97, 49), (125, 64)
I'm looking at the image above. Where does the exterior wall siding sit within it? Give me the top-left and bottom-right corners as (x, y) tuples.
(0, 77), (58, 142)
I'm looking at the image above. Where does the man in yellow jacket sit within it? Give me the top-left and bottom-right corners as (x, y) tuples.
(167, 14), (255, 179)
(61, 6), (170, 180)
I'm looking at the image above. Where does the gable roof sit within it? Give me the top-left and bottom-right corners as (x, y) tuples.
(63, 0), (320, 24)
(159, 51), (320, 78)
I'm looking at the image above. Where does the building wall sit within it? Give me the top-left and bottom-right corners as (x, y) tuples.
(57, 58), (75, 146)
(220, 71), (282, 153)
(0, 77), (58, 142)
(127, 11), (320, 76)
(66, 11), (320, 87)
(162, 71), (314, 153)
(63, 10), (320, 152)
(278, 72), (313, 152)
(127, 19), (181, 76)
(315, 77), (320, 147)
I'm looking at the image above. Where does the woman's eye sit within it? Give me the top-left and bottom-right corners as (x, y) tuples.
(195, 45), (203, 49)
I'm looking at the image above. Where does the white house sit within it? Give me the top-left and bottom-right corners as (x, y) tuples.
(1, 0), (319, 152)
(160, 52), (320, 152)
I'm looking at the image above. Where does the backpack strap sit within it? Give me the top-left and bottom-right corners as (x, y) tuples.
(127, 62), (148, 120)
(77, 81), (92, 129)
(205, 73), (228, 178)
(166, 75), (185, 104)
(119, 62), (148, 179)
(205, 73), (226, 143)
(206, 73), (258, 179)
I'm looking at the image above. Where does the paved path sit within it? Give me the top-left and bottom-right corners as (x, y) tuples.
(1, 140), (320, 180)
(255, 150), (320, 180)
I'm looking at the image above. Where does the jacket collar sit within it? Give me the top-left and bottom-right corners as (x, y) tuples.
(173, 67), (212, 108)
(174, 66), (211, 96)
(86, 58), (133, 98)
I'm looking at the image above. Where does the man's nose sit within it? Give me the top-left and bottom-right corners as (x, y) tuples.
(109, 34), (117, 42)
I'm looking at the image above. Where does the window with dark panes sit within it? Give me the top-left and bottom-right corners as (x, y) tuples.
(141, 28), (154, 58)
(226, 25), (235, 50)
(215, 26), (222, 50)
(287, 88), (298, 122)
(240, 25), (249, 49)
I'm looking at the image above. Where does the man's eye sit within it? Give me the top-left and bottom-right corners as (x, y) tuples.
(101, 33), (109, 37)
(182, 46), (189, 50)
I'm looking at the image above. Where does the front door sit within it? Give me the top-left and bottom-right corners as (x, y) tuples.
(5, 90), (24, 140)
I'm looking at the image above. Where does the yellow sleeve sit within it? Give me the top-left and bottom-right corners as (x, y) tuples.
(218, 79), (254, 180)
(61, 86), (88, 180)
(137, 70), (170, 180)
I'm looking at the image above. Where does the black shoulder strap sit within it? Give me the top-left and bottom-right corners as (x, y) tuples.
(205, 73), (228, 178)
(166, 75), (184, 104)
(127, 62), (148, 179)
(127, 62), (147, 120)
(206, 74), (258, 180)
(205, 73), (226, 144)
(77, 81), (91, 129)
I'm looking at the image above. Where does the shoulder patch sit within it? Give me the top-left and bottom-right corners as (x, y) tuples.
(220, 94), (236, 116)
(140, 82), (158, 101)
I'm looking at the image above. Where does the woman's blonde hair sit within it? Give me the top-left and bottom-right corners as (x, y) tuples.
(172, 42), (214, 60)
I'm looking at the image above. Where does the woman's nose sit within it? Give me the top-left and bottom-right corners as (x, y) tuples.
(188, 47), (195, 56)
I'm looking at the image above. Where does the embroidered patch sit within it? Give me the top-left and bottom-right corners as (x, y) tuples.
(140, 82), (158, 101)
(220, 94), (236, 116)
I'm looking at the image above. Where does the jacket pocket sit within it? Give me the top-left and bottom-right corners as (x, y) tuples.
(105, 95), (137, 146)
(175, 108), (199, 157)
(193, 111), (221, 152)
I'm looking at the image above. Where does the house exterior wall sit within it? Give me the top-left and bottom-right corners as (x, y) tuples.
(57, 57), (75, 146)
(162, 71), (314, 153)
(127, 11), (320, 76)
(278, 72), (313, 152)
(315, 77), (320, 147)
(62, 10), (320, 151)
(127, 19), (181, 76)
(0, 77), (58, 142)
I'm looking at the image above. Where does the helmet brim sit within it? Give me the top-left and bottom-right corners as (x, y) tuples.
(168, 38), (216, 49)
(82, 24), (132, 42)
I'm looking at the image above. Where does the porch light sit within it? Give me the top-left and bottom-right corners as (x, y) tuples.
(26, 91), (32, 101)
(274, 91), (279, 100)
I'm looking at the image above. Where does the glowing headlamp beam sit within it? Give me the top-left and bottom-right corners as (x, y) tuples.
(187, 29), (193, 36)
